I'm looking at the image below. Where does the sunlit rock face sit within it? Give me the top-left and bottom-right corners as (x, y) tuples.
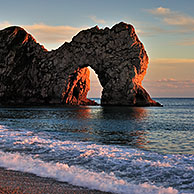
(0, 22), (160, 106)
(61, 67), (97, 105)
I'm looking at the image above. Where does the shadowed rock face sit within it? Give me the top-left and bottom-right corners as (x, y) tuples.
(0, 22), (161, 106)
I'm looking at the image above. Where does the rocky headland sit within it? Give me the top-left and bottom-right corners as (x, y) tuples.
(0, 22), (161, 106)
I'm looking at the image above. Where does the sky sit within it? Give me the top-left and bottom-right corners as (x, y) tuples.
(0, 0), (194, 98)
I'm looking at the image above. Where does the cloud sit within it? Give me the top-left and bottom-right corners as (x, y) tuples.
(151, 58), (194, 65)
(0, 21), (87, 49)
(0, 21), (11, 29)
(89, 16), (106, 24)
(144, 58), (194, 97)
(136, 25), (182, 37)
(176, 38), (194, 46)
(143, 78), (194, 97)
(163, 15), (194, 28)
(23, 23), (86, 43)
(154, 79), (194, 89)
(148, 7), (171, 16)
(148, 7), (194, 32)
(145, 58), (194, 83)
(144, 78), (194, 88)
(135, 29), (153, 36)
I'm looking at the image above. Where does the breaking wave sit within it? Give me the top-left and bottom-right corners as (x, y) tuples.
(0, 150), (178, 194)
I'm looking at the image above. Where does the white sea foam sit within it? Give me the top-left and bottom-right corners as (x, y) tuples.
(0, 126), (194, 193)
(134, 158), (172, 167)
(0, 150), (178, 194)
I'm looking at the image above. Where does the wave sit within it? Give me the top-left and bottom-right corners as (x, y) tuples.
(0, 150), (178, 194)
(0, 125), (194, 193)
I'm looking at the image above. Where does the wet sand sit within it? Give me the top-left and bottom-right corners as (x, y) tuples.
(0, 167), (113, 194)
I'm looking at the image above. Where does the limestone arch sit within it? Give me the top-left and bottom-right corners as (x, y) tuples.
(48, 22), (160, 106)
(56, 23), (149, 106)
(0, 22), (160, 106)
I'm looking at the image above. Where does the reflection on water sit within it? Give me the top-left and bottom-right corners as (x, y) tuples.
(73, 106), (147, 120)
(0, 98), (194, 154)
(70, 106), (149, 148)
(91, 129), (149, 149)
(0, 106), (148, 149)
(129, 131), (149, 149)
(99, 106), (147, 120)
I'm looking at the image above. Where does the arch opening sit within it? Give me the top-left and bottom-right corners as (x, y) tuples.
(61, 66), (103, 106)
(87, 67), (103, 104)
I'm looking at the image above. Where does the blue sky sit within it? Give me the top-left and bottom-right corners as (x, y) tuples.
(0, 0), (194, 97)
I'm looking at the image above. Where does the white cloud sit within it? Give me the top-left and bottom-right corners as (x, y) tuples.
(148, 7), (171, 16)
(164, 15), (194, 27)
(135, 29), (151, 36)
(89, 16), (106, 24)
(145, 78), (194, 90)
(148, 7), (194, 32)
(144, 58), (194, 97)
(143, 78), (194, 97)
(151, 58), (194, 65)
(23, 23), (86, 43)
(145, 58), (194, 83)
(0, 21), (12, 28)
(0, 21), (88, 49)
(154, 79), (194, 89)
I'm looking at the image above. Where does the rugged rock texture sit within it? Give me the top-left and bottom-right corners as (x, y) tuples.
(61, 67), (97, 105)
(0, 22), (161, 106)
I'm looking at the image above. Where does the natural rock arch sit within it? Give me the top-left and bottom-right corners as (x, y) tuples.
(0, 22), (160, 106)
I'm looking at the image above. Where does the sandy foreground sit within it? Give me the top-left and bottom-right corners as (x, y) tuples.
(0, 167), (113, 194)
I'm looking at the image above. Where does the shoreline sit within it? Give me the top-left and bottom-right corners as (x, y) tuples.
(0, 167), (113, 194)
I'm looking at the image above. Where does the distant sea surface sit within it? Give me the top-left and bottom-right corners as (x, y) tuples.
(0, 98), (193, 194)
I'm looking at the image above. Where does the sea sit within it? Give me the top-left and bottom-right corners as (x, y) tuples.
(0, 98), (193, 194)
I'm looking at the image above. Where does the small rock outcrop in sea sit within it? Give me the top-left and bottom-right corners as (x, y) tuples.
(0, 22), (161, 106)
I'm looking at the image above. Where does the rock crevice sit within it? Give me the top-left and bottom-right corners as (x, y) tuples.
(0, 22), (160, 106)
